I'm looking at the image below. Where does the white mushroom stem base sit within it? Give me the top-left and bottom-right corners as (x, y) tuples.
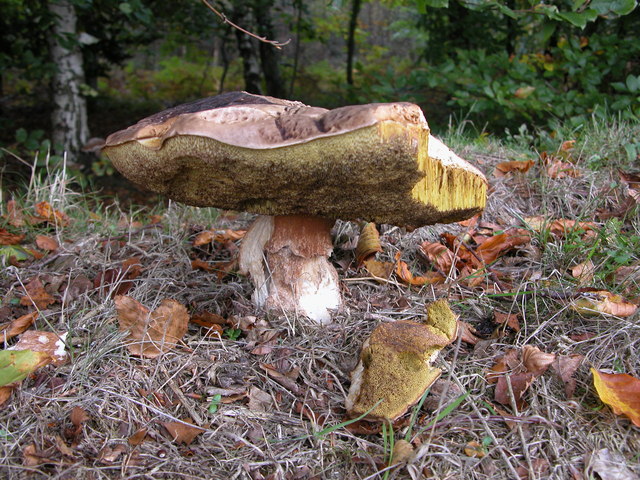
(238, 215), (341, 323)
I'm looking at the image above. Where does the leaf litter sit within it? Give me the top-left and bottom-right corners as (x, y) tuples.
(0, 137), (638, 479)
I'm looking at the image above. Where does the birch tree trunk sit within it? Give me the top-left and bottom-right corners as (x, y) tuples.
(48, 0), (89, 163)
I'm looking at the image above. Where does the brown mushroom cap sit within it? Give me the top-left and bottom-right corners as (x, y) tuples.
(103, 91), (486, 227)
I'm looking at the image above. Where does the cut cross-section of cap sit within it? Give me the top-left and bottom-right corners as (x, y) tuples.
(103, 91), (487, 323)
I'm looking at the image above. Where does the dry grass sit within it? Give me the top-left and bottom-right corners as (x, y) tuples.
(1, 129), (639, 479)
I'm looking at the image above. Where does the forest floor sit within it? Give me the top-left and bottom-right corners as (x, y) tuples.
(1, 120), (639, 479)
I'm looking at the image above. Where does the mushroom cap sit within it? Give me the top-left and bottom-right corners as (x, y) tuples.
(103, 91), (486, 227)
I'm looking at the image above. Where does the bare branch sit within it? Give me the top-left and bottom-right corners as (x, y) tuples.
(201, 0), (290, 50)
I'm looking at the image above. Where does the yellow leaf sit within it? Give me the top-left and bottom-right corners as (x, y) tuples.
(363, 259), (394, 280)
(591, 368), (640, 427)
(571, 291), (638, 317)
(355, 223), (382, 266)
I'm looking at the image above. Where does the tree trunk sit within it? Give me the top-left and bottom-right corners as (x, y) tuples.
(346, 0), (362, 86)
(232, 0), (263, 94)
(48, 0), (89, 163)
(253, 0), (286, 98)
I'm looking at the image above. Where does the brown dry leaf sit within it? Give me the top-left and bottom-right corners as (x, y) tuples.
(23, 444), (56, 466)
(549, 219), (597, 238)
(0, 386), (13, 406)
(394, 252), (443, 286)
(6, 200), (25, 227)
(521, 345), (556, 375)
(71, 406), (90, 428)
(551, 354), (583, 398)
(162, 419), (206, 445)
(13, 330), (68, 365)
(464, 441), (486, 458)
(494, 159), (534, 176)
(355, 222), (382, 266)
(546, 159), (581, 179)
(35, 235), (59, 252)
(190, 311), (225, 337)
(128, 428), (148, 446)
(391, 439), (414, 464)
(0, 228), (25, 245)
(94, 257), (143, 298)
(486, 349), (520, 384)
(571, 260), (596, 284)
(97, 444), (127, 463)
(20, 277), (56, 309)
(33, 201), (69, 226)
(0, 312), (38, 342)
(191, 258), (216, 272)
(591, 369), (640, 427)
(458, 321), (481, 345)
(363, 258), (394, 280)
(193, 229), (246, 246)
(247, 386), (274, 412)
(114, 295), (189, 358)
(475, 229), (531, 265)
(495, 372), (535, 410)
(419, 241), (455, 273)
(571, 291), (638, 317)
(494, 311), (521, 332)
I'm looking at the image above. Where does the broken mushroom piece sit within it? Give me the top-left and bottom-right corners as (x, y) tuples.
(103, 91), (487, 323)
(346, 299), (459, 421)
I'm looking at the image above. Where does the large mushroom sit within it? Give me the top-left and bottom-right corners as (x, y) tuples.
(103, 91), (487, 323)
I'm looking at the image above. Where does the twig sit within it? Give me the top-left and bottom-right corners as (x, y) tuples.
(201, 0), (290, 50)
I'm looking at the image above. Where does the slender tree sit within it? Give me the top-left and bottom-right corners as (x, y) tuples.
(48, 0), (89, 163)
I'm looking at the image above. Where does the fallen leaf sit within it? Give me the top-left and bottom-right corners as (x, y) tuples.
(458, 321), (481, 345)
(12, 331), (68, 365)
(589, 448), (638, 480)
(128, 428), (148, 446)
(190, 311), (225, 337)
(70, 406), (90, 428)
(494, 311), (520, 332)
(19, 278), (56, 309)
(115, 296), (189, 358)
(571, 259), (595, 284)
(23, 443), (56, 466)
(193, 229), (245, 246)
(391, 439), (414, 464)
(494, 159), (534, 176)
(33, 201), (69, 226)
(475, 229), (531, 264)
(0, 228), (25, 245)
(551, 354), (583, 398)
(464, 441), (486, 458)
(571, 291), (638, 317)
(6, 200), (25, 227)
(495, 372), (535, 410)
(521, 346), (556, 375)
(97, 444), (127, 463)
(355, 222), (382, 266)
(0, 386), (12, 406)
(94, 257), (142, 298)
(247, 386), (273, 412)
(363, 258), (394, 280)
(162, 419), (205, 445)
(191, 258), (237, 280)
(54, 435), (74, 457)
(591, 368), (640, 427)
(395, 252), (443, 286)
(0, 349), (52, 387)
(35, 235), (59, 252)
(0, 312), (38, 342)
(546, 159), (580, 179)
(486, 349), (520, 384)
(419, 241), (456, 273)
(549, 219), (597, 238)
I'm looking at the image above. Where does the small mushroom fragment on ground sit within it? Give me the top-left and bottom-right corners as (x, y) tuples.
(103, 91), (487, 323)
(345, 299), (459, 421)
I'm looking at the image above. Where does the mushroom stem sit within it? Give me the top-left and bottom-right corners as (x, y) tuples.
(239, 215), (341, 323)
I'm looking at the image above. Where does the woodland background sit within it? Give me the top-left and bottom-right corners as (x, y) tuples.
(1, 0), (639, 178)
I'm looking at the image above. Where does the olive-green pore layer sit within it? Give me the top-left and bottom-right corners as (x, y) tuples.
(103, 123), (485, 228)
